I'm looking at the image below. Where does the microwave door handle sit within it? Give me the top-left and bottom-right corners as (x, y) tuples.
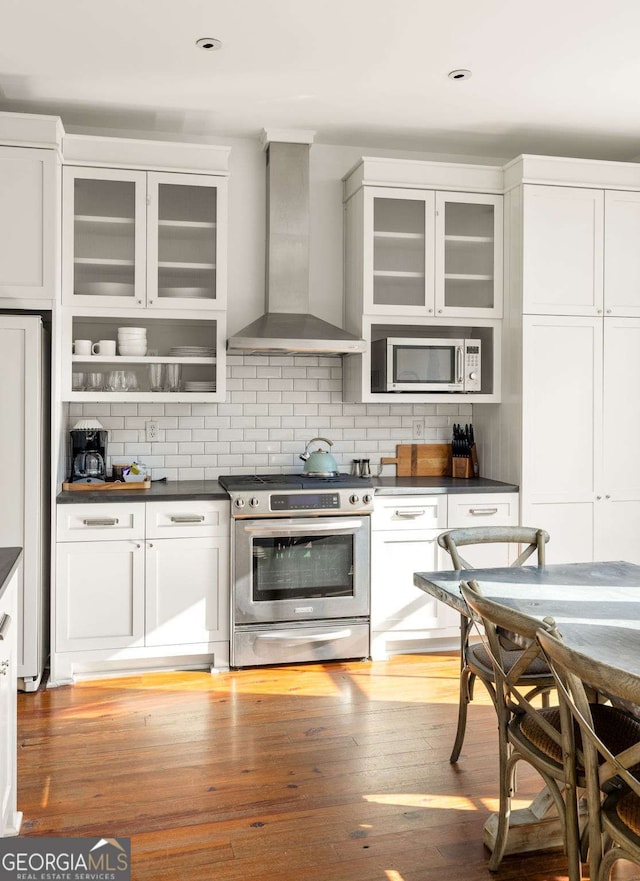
(456, 346), (464, 384)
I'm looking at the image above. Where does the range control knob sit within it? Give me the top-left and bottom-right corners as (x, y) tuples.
(362, 493), (373, 504)
(349, 494), (360, 505)
(249, 497), (260, 508)
(234, 497), (246, 509)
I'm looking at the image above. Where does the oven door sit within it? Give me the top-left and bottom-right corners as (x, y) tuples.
(233, 516), (370, 625)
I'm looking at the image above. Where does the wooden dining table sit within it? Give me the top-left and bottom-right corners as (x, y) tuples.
(413, 559), (640, 858)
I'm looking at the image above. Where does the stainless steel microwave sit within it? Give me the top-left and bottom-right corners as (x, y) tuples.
(370, 337), (482, 393)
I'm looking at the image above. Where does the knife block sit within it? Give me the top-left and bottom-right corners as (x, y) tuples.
(452, 457), (474, 478)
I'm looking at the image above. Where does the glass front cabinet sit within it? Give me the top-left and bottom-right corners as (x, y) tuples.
(360, 186), (502, 319)
(62, 166), (227, 311)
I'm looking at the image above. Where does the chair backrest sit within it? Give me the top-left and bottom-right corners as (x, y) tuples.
(536, 628), (640, 880)
(438, 526), (550, 571)
(460, 580), (561, 738)
(536, 628), (640, 790)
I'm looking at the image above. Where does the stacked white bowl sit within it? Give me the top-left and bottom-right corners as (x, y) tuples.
(118, 326), (147, 357)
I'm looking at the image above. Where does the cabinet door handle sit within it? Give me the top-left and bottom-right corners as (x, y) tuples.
(0, 613), (11, 641)
(169, 515), (206, 523)
(395, 509), (427, 518)
(468, 507), (499, 516)
(83, 517), (119, 527)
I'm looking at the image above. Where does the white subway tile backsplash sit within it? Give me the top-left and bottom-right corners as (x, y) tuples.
(67, 355), (473, 477)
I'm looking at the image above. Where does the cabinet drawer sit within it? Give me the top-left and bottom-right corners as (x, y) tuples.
(145, 500), (230, 538)
(372, 495), (447, 531)
(57, 502), (144, 542)
(447, 493), (519, 528)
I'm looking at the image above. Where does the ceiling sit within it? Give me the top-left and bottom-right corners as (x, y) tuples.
(3, 0), (640, 161)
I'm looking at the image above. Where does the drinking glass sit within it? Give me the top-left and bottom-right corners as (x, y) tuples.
(125, 371), (139, 392)
(148, 363), (165, 392)
(72, 372), (85, 391)
(166, 363), (182, 392)
(85, 372), (104, 392)
(106, 370), (127, 392)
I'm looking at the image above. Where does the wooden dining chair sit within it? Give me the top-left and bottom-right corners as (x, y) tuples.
(537, 628), (640, 881)
(460, 580), (582, 878)
(437, 526), (552, 763)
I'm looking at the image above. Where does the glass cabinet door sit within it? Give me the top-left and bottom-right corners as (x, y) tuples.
(435, 192), (503, 317)
(62, 167), (147, 308)
(146, 172), (226, 310)
(366, 189), (435, 314)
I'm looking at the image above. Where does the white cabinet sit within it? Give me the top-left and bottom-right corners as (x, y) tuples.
(0, 146), (59, 305)
(342, 157), (503, 404)
(0, 560), (21, 837)
(521, 184), (640, 318)
(144, 500), (229, 648)
(60, 309), (226, 402)
(62, 166), (227, 311)
(371, 494), (458, 659)
(517, 314), (640, 565)
(446, 492), (520, 567)
(370, 490), (520, 659)
(604, 190), (640, 317)
(56, 540), (145, 651)
(522, 185), (604, 316)
(52, 499), (230, 682)
(347, 185), (502, 320)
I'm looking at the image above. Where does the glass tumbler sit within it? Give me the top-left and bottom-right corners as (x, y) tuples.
(149, 363), (165, 392)
(165, 363), (182, 392)
(85, 372), (104, 393)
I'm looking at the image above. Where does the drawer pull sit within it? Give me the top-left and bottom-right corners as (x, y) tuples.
(169, 515), (206, 523)
(82, 517), (119, 527)
(0, 613), (11, 641)
(468, 507), (499, 516)
(395, 509), (427, 518)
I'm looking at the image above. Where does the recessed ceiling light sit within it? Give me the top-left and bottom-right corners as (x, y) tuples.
(196, 37), (223, 51)
(448, 69), (472, 81)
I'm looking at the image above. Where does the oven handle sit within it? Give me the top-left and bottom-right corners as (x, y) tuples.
(241, 519), (366, 537)
(254, 628), (353, 642)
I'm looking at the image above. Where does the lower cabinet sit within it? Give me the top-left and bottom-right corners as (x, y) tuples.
(370, 491), (519, 659)
(0, 561), (21, 836)
(52, 499), (230, 684)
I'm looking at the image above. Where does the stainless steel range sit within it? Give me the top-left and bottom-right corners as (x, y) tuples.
(218, 473), (373, 668)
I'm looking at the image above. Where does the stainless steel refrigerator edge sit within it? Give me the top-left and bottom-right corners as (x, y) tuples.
(0, 315), (49, 690)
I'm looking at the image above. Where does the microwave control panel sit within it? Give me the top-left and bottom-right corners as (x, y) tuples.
(465, 344), (482, 391)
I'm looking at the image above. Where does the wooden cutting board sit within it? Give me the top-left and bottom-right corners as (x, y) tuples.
(61, 480), (151, 491)
(381, 444), (451, 477)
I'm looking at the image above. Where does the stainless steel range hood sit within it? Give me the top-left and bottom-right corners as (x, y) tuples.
(227, 134), (366, 356)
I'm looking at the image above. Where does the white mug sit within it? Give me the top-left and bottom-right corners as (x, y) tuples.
(92, 339), (117, 356)
(73, 339), (92, 356)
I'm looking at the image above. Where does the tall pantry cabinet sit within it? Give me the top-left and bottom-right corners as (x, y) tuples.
(475, 156), (640, 563)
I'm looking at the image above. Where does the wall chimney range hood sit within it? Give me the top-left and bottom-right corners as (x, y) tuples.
(227, 131), (366, 356)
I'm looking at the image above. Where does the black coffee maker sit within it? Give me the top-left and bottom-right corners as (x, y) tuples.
(70, 419), (108, 483)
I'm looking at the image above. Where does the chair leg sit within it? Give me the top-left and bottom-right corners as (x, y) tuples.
(450, 667), (474, 764)
(488, 746), (517, 871)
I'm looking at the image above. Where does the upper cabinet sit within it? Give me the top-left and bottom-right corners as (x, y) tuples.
(349, 185), (502, 321)
(521, 181), (640, 318)
(0, 111), (62, 307)
(521, 185), (604, 316)
(62, 166), (227, 311)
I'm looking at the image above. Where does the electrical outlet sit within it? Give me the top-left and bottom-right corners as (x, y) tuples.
(145, 420), (159, 442)
(412, 418), (424, 439)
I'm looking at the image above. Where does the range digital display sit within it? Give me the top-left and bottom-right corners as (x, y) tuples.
(270, 492), (340, 511)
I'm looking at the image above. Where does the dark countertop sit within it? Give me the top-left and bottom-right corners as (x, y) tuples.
(372, 476), (518, 495)
(57, 479), (228, 504)
(57, 476), (518, 503)
(0, 548), (22, 600)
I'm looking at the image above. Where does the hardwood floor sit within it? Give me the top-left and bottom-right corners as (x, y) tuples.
(15, 654), (638, 880)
